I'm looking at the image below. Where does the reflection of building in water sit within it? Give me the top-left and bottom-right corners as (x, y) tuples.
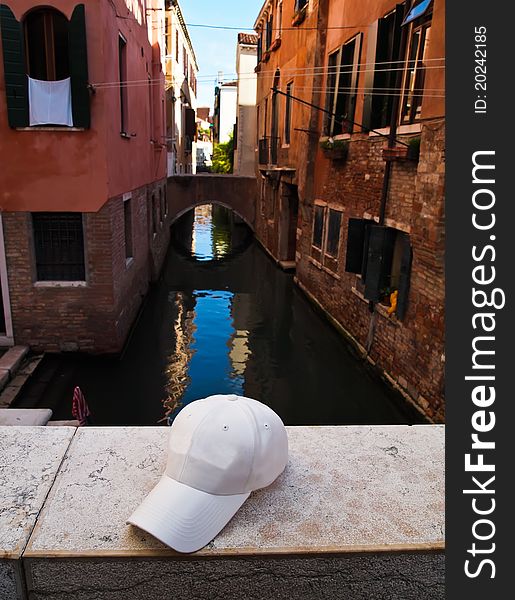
(228, 293), (253, 382)
(163, 291), (197, 420)
(192, 204), (212, 257)
(211, 204), (232, 259)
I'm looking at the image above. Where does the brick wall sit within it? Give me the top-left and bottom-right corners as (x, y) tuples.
(2, 178), (169, 354)
(257, 121), (445, 422)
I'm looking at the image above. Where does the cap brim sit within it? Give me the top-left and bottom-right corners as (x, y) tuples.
(127, 475), (250, 553)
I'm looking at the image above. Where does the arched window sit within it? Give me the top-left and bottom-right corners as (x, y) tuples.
(25, 8), (70, 81)
(1, 3), (90, 128)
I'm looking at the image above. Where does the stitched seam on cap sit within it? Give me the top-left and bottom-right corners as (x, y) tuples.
(176, 405), (214, 484)
(239, 400), (258, 492)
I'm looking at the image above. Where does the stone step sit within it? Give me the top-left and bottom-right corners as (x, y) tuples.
(0, 408), (53, 426)
(0, 346), (29, 378)
(0, 354), (44, 407)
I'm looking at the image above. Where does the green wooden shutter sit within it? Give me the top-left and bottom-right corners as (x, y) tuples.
(69, 4), (90, 128)
(396, 233), (413, 320)
(0, 4), (28, 128)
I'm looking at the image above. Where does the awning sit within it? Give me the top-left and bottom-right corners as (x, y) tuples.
(402, 0), (432, 26)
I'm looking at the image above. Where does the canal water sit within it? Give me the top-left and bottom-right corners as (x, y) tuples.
(16, 205), (424, 425)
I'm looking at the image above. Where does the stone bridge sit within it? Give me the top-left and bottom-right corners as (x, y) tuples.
(167, 174), (257, 230)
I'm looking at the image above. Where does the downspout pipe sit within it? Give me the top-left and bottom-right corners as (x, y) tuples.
(378, 6), (410, 225)
(367, 3), (411, 347)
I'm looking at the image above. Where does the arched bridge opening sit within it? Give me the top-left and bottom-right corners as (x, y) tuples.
(167, 174), (257, 231)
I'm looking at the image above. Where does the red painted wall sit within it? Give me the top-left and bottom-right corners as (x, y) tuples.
(0, 0), (166, 213)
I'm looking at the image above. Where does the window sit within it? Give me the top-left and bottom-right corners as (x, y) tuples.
(2, 5), (89, 128)
(345, 220), (412, 319)
(326, 210), (342, 257)
(257, 33), (262, 62)
(119, 34), (128, 134)
(165, 15), (170, 55)
(312, 206), (325, 251)
(311, 205), (342, 271)
(400, 12), (432, 124)
(324, 36), (361, 136)
(365, 7), (404, 130)
(175, 30), (179, 62)
(295, 0), (308, 13)
(25, 8), (69, 81)
(284, 81), (293, 145)
(124, 198), (133, 260)
(276, 1), (283, 39)
(32, 213), (85, 281)
(265, 13), (273, 50)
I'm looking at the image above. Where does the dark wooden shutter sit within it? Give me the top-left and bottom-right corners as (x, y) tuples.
(0, 4), (29, 128)
(69, 4), (90, 128)
(364, 225), (396, 301)
(185, 107), (196, 137)
(345, 218), (366, 273)
(396, 233), (413, 320)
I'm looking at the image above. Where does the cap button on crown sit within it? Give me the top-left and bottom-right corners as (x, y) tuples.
(227, 394), (238, 401)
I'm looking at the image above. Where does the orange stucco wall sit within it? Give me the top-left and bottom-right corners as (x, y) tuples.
(0, 0), (166, 213)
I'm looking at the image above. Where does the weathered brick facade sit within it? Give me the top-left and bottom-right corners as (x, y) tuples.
(2, 179), (169, 354)
(254, 0), (445, 421)
(295, 123), (445, 422)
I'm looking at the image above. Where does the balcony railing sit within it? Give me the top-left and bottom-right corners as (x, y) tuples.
(258, 137), (280, 166)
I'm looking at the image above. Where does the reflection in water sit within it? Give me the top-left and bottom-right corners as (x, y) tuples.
(15, 203), (425, 426)
(162, 291), (195, 422)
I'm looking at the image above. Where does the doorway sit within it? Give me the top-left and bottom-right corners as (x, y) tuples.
(278, 183), (299, 263)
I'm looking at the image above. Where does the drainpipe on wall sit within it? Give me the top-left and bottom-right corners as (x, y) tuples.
(366, 5), (410, 354)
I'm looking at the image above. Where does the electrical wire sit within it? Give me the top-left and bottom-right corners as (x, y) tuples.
(193, 57), (446, 80)
(91, 64), (445, 89)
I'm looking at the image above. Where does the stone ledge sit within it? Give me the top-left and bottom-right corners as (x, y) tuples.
(1, 425), (445, 599)
(25, 425), (444, 558)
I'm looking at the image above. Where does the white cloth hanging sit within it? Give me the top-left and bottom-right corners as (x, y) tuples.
(28, 76), (73, 127)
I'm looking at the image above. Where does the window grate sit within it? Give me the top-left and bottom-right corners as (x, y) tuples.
(33, 213), (85, 281)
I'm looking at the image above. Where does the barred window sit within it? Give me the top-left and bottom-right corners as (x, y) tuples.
(32, 213), (85, 281)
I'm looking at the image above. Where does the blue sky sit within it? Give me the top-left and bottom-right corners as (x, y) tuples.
(180, 0), (263, 109)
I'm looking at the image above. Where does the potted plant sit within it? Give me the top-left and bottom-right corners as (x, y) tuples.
(320, 138), (349, 161)
(382, 136), (421, 162)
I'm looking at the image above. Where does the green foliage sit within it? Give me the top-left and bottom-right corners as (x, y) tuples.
(320, 138), (349, 161)
(319, 138), (349, 151)
(211, 135), (234, 173)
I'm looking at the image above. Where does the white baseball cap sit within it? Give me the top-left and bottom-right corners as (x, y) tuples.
(128, 394), (288, 553)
